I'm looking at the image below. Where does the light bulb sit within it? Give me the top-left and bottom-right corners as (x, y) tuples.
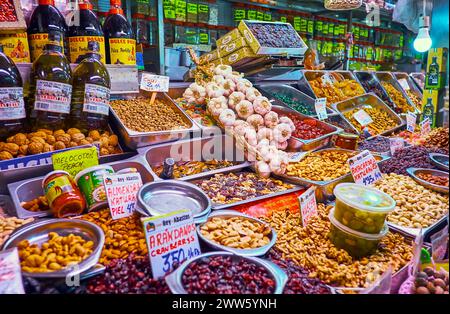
(414, 27), (432, 52)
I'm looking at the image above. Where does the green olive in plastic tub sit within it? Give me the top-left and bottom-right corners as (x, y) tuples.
(333, 183), (396, 234)
(328, 208), (388, 258)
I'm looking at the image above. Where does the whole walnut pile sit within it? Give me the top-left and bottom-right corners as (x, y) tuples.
(423, 127), (449, 154)
(0, 128), (121, 160)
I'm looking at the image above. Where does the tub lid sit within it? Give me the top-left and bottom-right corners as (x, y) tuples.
(74, 165), (115, 182)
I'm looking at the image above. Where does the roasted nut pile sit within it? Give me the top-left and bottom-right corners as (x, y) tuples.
(21, 196), (49, 212)
(87, 255), (172, 294)
(200, 216), (271, 249)
(0, 128), (121, 160)
(195, 172), (294, 205)
(417, 173), (449, 187)
(0, 216), (34, 247)
(309, 77), (365, 105)
(247, 23), (304, 48)
(380, 146), (446, 175)
(343, 107), (397, 135)
(153, 160), (235, 179)
(423, 127), (449, 154)
(17, 232), (94, 273)
(404, 90), (422, 109)
(358, 136), (391, 153)
(80, 209), (147, 265)
(282, 114), (329, 140)
(381, 82), (415, 113)
(286, 150), (354, 181)
(413, 267), (449, 294)
(110, 98), (190, 133)
(262, 204), (413, 288)
(374, 173), (449, 229)
(267, 250), (333, 294)
(182, 255), (276, 294)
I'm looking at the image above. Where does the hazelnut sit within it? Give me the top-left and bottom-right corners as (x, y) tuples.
(13, 133), (28, 146)
(3, 143), (19, 155)
(54, 141), (66, 150)
(109, 135), (119, 146)
(53, 129), (66, 137)
(67, 128), (81, 136)
(28, 142), (44, 155)
(56, 134), (71, 146)
(19, 145), (28, 155)
(0, 151), (13, 160)
(46, 135), (56, 145)
(88, 130), (101, 141)
(71, 133), (85, 143)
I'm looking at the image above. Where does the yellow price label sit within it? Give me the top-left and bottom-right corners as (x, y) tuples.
(52, 146), (99, 177)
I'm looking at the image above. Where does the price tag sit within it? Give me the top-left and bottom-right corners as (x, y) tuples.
(321, 72), (335, 85)
(142, 210), (201, 279)
(348, 150), (383, 186)
(52, 146), (99, 177)
(353, 109), (373, 126)
(314, 98), (328, 120)
(420, 118), (431, 137)
(140, 73), (170, 92)
(288, 151), (308, 163)
(389, 137), (405, 156)
(298, 186), (318, 227)
(406, 112), (417, 132)
(0, 248), (25, 294)
(431, 226), (449, 261)
(104, 172), (143, 220)
(398, 78), (410, 91)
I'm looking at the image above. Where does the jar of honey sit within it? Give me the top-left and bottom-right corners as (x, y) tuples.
(334, 132), (359, 150)
(42, 170), (86, 218)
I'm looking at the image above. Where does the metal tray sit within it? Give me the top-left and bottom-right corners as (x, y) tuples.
(354, 71), (398, 111)
(7, 158), (156, 219)
(429, 153), (449, 171)
(387, 214), (449, 240)
(271, 105), (343, 152)
(165, 251), (288, 294)
(137, 134), (251, 181)
(373, 72), (421, 115)
(1, 218), (105, 279)
(187, 167), (304, 210)
(393, 72), (423, 110)
(0, 195), (15, 218)
(275, 148), (389, 202)
(406, 168), (449, 194)
(109, 92), (199, 150)
(196, 210), (277, 257)
(410, 72), (425, 92)
(332, 93), (405, 140)
(136, 180), (212, 222)
(256, 83), (337, 118)
(356, 135), (411, 157)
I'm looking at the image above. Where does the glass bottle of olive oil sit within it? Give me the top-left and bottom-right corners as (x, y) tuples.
(71, 41), (111, 133)
(28, 32), (73, 131)
(0, 44), (26, 139)
(68, 0), (106, 64)
(27, 0), (68, 62)
(103, 0), (136, 65)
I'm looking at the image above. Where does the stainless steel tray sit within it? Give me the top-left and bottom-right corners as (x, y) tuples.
(137, 134), (251, 182)
(275, 148), (389, 202)
(409, 72), (425, 92)
(429, 153), (449, 171)
(7, 158), (156, 219)
(387, 214), (449, 240)
(356, 135), (411, 157)
(109, 92), (199, 149)
(332, 93), (405, 140)
(256, 83), (337, 118)
(187, 167), (304, 210)
(354, 71), (398, 112)
(271, 105), (343, 152)
(393, 72), (423, 111)
(406, 168), (449, 194)
(165, 251), (288, 294)
(1, 218), (105, 279)
(196, 210), (277, 257)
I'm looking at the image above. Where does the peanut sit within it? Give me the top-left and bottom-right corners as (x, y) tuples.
(0, 216), (34, 247)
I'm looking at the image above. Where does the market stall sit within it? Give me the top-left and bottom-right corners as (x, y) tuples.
(0, 0), (449, 297)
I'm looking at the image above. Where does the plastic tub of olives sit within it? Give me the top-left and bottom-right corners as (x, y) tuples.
(196, 210), (277, 257)
(165, 251), (288, 294)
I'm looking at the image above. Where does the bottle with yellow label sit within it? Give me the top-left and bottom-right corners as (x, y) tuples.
(68, 0), (106, 64)
(103, 0), (136, 65)
(28, 32), (73, 131)
(27, 0), (68, 62)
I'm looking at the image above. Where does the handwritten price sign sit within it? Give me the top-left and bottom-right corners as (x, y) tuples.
(353, 109), (373, 126)
(52, 146), (99, 177)
(104, 172), (143, 220)
(348, 150), (383, 186)
(140, 73), (170, 92)
(420, 118), (431, 137)
(141, 210), (201, 279)
(406, 112), (417, 132)
(298, 186), (318, 227)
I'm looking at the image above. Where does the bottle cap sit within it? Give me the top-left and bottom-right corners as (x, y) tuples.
(79, 0), (93, 10)
(39, 0), (55, 5)
(88, 41), (100, 53)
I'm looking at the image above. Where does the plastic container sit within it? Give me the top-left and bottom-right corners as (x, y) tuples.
(329, 208), (388, 258)
(75, 165), (114, 212)
(333, 183), (396, 234)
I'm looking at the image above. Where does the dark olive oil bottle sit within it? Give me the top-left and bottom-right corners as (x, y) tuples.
(71, 41), (111, 133)
(28, 32), (73, 131)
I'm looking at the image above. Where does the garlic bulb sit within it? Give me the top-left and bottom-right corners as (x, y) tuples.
(264, 111), (279, 129)
(245, 87), (262, 102)
(246, 114), (264, 130)
(214, 64), (233, 77)
(273, 123), (292, 143)
(228, 91), (246, 110)
(255, 161), (271, 178)
(219, 109), (236, 127)
(253, 96), (272, 116)
(183, 83), (206, 105)
(235, 100), (255, 120)
(206, 82), (225, 99)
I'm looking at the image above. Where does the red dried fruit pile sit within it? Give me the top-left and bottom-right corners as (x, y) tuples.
(0, 0), (18, 22)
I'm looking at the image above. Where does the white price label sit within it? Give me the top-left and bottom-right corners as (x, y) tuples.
(104, 172), (143, 220)
(420, 118), (431, 137)
(398, 78), (410, 91)
(321, 72), (335, 85)
(353, 109), (373, 126)
(140, 73), (170, 92)
(314, 98), (328, 120)
(142, 210), (201, 279)
(389, 137), (405, 156)
(298, 186), (318, 227)
(348, 150), (383, 186)
(406, 112), (417, 132)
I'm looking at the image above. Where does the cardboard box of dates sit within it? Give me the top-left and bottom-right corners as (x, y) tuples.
(238, 20), (308, 56)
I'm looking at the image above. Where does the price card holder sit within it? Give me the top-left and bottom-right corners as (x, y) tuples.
(104, 172), (143, 220)
(406, 112), (417, 132)
(314, 98), (328, 121)
(0, 248), (24, 294)
(298, 186), (318, 227)
(389, 137), (405, 156)
(348, 150), (382, 186)
(353, 109), (373, 126)
(52, 146), (99, 177)
(141, 210), (201, 279)
(398, 78), (410, 91)
(140, 73), (170, 105)
(420, 118), (431, 137)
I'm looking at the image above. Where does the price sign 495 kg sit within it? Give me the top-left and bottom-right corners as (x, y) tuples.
(348, 150), (383, 186)
(298, 186), (318, 227)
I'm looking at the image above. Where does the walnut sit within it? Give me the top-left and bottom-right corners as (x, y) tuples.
(102, 131), (110, 137)
(30, 137), (46, 145)
(69, 141), (79, 148)
(3, 143), (19, 155)
(26, 133), (35, 140)
(46, 135), (56, 145)
(107, 145), (116, 154)
(28, 142), (44, 155)
(80, 139), (90, 145)
(67, 128), (81, 136)
(34, 131), (47, 138)
(88, 130), (101, 141)
(109, 135), (119, 146)
(56, 134), (71, 146)
(0, 142), (4, 150)
(85, 137), (94, 143)
(19, 145), (28, 155)
(54, 141), (66, 150)
(0, 151), (13, 160)
(53, 129), (66, 137)
(43, 143), (54, 152)
(71, 133), (85, 143)
(99, 136), (109, 147)
(100, 148), (109, 156)
(6, 136), (14, 143)
(37, 128), (53, 135)
(12, 133), (28, 146)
